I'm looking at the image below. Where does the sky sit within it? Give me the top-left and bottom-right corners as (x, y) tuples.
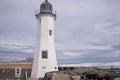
(0, 0), (120, 64)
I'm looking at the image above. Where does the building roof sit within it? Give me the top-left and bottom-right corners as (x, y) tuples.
(0, 63), (32, 68)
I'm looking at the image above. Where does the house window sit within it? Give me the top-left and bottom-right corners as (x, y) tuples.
(42, 51), (48, 59)
(49, 30), (52, 36)
(17, 69), (19, 74)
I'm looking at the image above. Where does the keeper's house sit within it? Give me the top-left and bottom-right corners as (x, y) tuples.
(0, 63), (32, 79)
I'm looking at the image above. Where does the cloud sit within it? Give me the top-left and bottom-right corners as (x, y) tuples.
(0, 0), (37, 40)
(56, 40), (120, 64)
(93, 21), (120, 36)
(112, 45), (120, 50)
(104, 51), (120, 58)
(0, 0), (120, 64)
(0, 41), (35, 61)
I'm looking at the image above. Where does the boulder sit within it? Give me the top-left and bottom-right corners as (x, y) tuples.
(52, 74), (71, 80)
(70, 76), (81, 80)
(114, 78), (120, 80)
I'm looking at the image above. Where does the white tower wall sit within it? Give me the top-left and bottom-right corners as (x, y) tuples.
(31, 13), (58, 79)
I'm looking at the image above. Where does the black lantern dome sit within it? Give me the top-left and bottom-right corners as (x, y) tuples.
(40, 0), (53, 14)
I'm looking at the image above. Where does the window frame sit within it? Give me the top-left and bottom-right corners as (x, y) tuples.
(42, 51), (48, 59)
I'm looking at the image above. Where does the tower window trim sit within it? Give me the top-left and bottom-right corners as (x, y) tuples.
(42, 51), (48, 59)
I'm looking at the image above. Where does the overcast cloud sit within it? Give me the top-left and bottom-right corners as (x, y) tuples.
(0, 0), (120, 64)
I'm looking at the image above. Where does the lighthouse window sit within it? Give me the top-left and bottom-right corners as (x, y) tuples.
(49, 30), (52, 36)
(42, 51), (48, 59)
(39, 19), (41, 23)
(42, 66), (46, 69)
(43, 5), (46, 9)
(55, 67), (57, 69)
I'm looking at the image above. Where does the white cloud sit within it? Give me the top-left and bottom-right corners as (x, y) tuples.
(93, 22), (120, 36)
(103, 50), (120, 58)
(63, 52), (81, 58)
(56, 41), (112, 52)
(0, 0), (120, 63)
(0, 40), (35, 54)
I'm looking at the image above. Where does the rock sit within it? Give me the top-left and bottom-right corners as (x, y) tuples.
(70, 76), (81, 80)
(44, 72), (53, 80)
(114, 78), (120, 80)
(52, 74), (71, 80)
(27, 78), (39, 80)
(27, 77), (44, 80)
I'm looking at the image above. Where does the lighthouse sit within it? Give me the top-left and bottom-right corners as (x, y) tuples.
(30, 0), (58, 79)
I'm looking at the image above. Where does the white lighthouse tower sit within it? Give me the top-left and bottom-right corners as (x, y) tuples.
(30, 0), (58, 79)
